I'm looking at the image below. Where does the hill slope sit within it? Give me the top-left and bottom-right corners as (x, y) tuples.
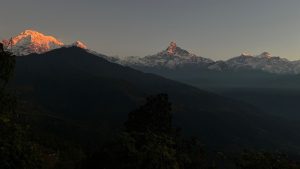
(13, 47), (300, 152)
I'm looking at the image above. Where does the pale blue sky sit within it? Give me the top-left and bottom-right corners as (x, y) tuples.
(1, 0), (300, 60)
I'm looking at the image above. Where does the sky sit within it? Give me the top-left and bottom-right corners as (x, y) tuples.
(1, 0), (300, 60)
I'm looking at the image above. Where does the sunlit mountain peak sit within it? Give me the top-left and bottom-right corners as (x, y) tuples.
(2, 30), (87, 56)
(2, 30), (64, 56)
(72, 40), (87, 49)
(167, 41), (177, 55)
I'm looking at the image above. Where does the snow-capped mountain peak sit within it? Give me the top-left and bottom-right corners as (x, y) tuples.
(258, 52), (272, 58)
(240, 52), (253, 57)
(167, 41), (177, 55)
(72, 41), (87, 49)
(114, 41), (214, 69)
(2, 30), (87, 56)
(156, 42), (196, 58)
(2, 30), (64, 56)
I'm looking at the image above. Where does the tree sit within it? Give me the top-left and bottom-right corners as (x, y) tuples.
(0, 44), (16, 137)
(84, 94), (181, 169)
(0, 45), (16, 117)
(125, 94), (179, 169)
(0, 45), (15, 88)
(0, 46), (44, 169)
(125, 93), (173, 135)
(235, 150), (300, 169)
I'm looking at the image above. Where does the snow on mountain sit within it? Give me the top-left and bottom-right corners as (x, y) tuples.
(166, 41), (178, 55)
(209, 52), (295, 74)
(291, 60), (300, 74)
(2, 30), (64, 56)
(114, 43), (300, 74)
(3, 30), (300, 75)
(115, 44), (300, 74)
(72, 41), (87, 49)
(207, 61), (229, 71)
(116, 42), (214, 69)
(258, 52), (272, 58)
(2, 30), (87, 56)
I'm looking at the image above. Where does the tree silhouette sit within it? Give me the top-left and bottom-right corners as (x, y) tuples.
(0, 46), (43, 169)
(235, 150), (300, 169)
(84, 94), (180, 169)
(0, 43), (16, 123)
(125, 93), (173, 135)
(0, 44), (15, 89)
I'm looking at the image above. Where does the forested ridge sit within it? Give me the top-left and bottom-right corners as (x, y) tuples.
(1, 48), (300, 169)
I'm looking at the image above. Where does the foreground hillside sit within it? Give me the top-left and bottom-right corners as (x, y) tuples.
(13, 47), (300, 153)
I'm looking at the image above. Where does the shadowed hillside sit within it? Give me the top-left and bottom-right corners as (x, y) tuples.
(13, 47), (300, 153)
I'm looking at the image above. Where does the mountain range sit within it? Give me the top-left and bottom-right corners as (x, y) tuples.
(3, 30), (300, 75)
(114, 42), (300, 75)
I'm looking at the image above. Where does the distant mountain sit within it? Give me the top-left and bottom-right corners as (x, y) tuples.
(4, 31), (300, 74)
(114, 45), (300, 124)
(2, 30), (87, 55)
(209, 52), (298, 74)
(116, 42), (214, 69)
(112, 43), (300, 74)
(13, 47), (300, 152)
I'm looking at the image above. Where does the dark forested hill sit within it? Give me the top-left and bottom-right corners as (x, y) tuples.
(142, 68), (300, 121)
(13, 47), (300, 153)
